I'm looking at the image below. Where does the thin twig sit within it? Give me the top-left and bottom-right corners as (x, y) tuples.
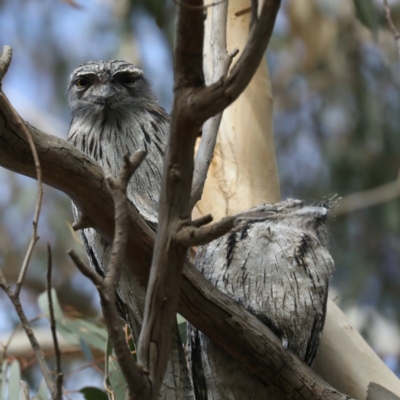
(46, 243), (63, 400)
(68, 250), (103, 285)
(190, 0), (238, 209)
(173, 216), (235, 247)
(0, 269), (56, 397)
(0, 54), (44, 300)
(382, 0), (400, 58)
(0, 45), (51, 396)
(235, 6), (251, 17)
(68, 151), (150, 400)
(334, 170), (400, 216)
(103, 151), (147, 290)
(72, 213), (93, 231)
(2, 314), (46, 358)
(192, 214), (213, 227)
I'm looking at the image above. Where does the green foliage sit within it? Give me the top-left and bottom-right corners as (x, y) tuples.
(32, 379), (48, 400)
(177, 314), (187, 343)
(7, 360), (20, 400)
(38, 289), (107, 353)
(80, 386), (109, 400)
(108, 357), (128, 400)
(353, 0), (379, 32)
(0, 359), (7, 400)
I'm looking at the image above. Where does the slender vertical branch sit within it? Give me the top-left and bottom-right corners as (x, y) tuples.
(138, 2), (281, 399)
(46, 243), (63, 400)
(0, 46), (44, 298)
(190, 0), (238, 209)
(194, 0), (281, 120)
(137, 1), (205, 398)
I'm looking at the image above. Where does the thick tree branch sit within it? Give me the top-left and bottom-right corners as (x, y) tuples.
(0, 103), (352, 400)
(138, 3), (280, 396)
(137, 1), (206, 397)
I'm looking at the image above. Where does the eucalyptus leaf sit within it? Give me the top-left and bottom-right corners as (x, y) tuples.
(80, 386), (109, 400)
(104, 337), (113, 398)
(0, 360), (8, 400)
(35, 378), (48, 400)
(38, 289), (107, 351)
(80, 337), (94, 362)
(8, 359), (20, 400)
(353, 0), (378, 32)
(177, 314), (187, 343)
(108, 357), (127, 400)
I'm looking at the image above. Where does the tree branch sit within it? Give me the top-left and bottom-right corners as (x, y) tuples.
(0, 100), (353, 400)
(136, 0), (209, 397)
(193, 0), (280, 122)
(333, 169), (400, 216)
(46, 244), (63, 400)
(0, 47), (44, 298)
(173, 215), (235, 247)
(68, 151), (150, 400)
(0, 270), (56, 397)
(190, 0), (238, 209)
(138, 3), (280, 396)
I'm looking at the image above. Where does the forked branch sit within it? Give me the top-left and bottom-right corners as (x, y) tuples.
(69, 151), (150, 400)
(0, 45), (52, 397)
(193, 0), (281, 121)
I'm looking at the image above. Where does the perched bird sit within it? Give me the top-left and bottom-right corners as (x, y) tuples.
(189, 198), (336, 399)
(67, 60), (193, 399)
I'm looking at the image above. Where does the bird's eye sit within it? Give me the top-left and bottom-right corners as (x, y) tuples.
(119, 75), (137, 85)
(75, 78), (90, 88)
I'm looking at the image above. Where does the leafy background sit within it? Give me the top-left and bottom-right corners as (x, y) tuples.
(0, 0), (400, 398)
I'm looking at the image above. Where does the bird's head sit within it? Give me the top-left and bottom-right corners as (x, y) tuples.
(68, 60), (158, 118)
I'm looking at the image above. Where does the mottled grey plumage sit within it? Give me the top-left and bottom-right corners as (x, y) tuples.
(68, 60), (167, 225)
(189, 198), (336, 399)
(67, 60), (193, 399)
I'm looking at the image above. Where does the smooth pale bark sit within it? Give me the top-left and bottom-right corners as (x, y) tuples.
(199, 0), (400, 399)
(197, 0), (280, 221)
(314, 300), (400, 398)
